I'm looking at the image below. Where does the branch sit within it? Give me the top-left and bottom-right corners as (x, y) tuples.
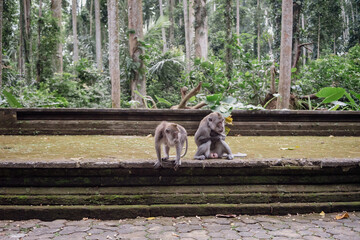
(177, 82), (202, 109)
(292, 42), (313, 68)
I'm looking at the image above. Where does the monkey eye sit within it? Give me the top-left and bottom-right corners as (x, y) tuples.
(208, 117), (212, 122)
(165, 129), (170, 133)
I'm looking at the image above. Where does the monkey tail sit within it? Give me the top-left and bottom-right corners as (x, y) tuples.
(181, 138), (188, 158)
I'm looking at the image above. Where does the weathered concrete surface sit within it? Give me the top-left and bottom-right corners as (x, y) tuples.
(0, 212), (359, 240)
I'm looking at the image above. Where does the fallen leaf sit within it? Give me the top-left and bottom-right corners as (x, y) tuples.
(320, 211), (325, 218)
(280, 147), (295, 150)
(216, 214), (237, 218)
(146, 134), (153, 138)
(335, 212), (349, 220)
(146, 217), (156, 220)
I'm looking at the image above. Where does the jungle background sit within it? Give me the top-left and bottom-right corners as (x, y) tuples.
(0, 0), (359, 111)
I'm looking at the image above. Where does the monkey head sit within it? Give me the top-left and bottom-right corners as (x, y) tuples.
(207, 112), (225, 134)
(165, 124), (180, 145)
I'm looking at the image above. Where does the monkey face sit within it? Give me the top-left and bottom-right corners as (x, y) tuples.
(165, 127), (180, 145)
(207, 113), (225, 134)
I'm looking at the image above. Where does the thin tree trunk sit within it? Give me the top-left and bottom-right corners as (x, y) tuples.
(19, 3), (25, 77)
(257, 0), (260, 61)
(128, 0), (146, 108)
(317, 15), (320, 59)
(89, 0), (93, 36)
(168, 0), (175, 47)
(194, 0), (208, 59)
(108, 0), (120, 108)
(236, 0), (240, 45)
(292, 1), (301, 68)
(72, 0), (79, 62)
(333, 34), (336, 54)
(225, 0), (232, 82)
(159, 0), (167, 52)
(36, 0), (42, 83)
(51, 0), (63, 73)
(95, 0), (102, 71)
(276, 0), (293, 109)
(0, 0), (2, 88)
(183, 0), (191, 73)
(301, 13), (306, 66)
(189, 0), (195, 59)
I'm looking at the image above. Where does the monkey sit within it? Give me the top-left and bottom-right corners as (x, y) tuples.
(154, 121), (188, 170)
(194, 112), (234, 160)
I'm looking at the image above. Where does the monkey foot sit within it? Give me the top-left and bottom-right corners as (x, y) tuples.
(153, 162), (162, 169)
(194, 155), (206, 160)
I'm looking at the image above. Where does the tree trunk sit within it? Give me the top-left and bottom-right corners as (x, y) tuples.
(236, 0), (240, 45)
(194, 0), (208, 59)
(0, 0), (2, 88)
(183, 0), (191, 73)
(276, 0), (293, 109)
(333, 34), (336, 54)
(225, 0), (232, 82)
(51, 0), (63, 73)
(257, 0), (260, 61)
(168, 0), (175, 47)
(317, 15), (320, 59)
(95, 0), (102, 71)
(72, 0), (79, 62)
(89, 0), (93, 36)
(292, 1), (301, 69)
(36, 0), (42, 83)
(159, 0), (167, 52)
(128, 0), (146, 108)
(108, 0), (120, 108)
(189, 0), (195, 59)
(301, 13), (306, 66)
(20, 0), (32, 80)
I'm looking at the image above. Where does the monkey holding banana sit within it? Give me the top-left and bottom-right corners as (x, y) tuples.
(194, 112), (234, 160)
(154, 121), (188, 170)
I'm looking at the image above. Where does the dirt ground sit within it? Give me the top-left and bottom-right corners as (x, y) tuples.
(0, 135), (359, 162)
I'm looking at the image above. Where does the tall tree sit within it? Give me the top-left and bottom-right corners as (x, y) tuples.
(168, 0), (175, 47)
(95, 0), (102, 71)
(183, 0), (191, 73)
(36, 0), (42, 82)
(189, 0), (195, 58)
(194, 0), (208, 59)
(72, 0), (79, 62)
(277, 0), (293, 109)
(256, 0), (260, 61)
(225, 0), (232, 82)
(128, 0), (146, 108)
(236, 0), (240, 45)
(51, 0), (63, 73)
(159, 0), (167, 52)
(0, 0), (2, 88)
(20, 0), (32, 80)
(108, 0), (120, 108)
(89, 0), (93, 36)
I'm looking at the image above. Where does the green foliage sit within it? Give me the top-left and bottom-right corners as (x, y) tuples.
(295, 44), (360, 96)
(315, 87), (360, 111)
(1, 90), (23, 108)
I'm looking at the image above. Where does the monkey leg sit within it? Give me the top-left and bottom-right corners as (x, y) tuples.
(154, 144), (163, 169)
(212, 140), (234, 160)
(174, 143), (183, 170)
(194, 141), (212, 160)
(162, 145), (170, 161)
(219, 140), (234, 160)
